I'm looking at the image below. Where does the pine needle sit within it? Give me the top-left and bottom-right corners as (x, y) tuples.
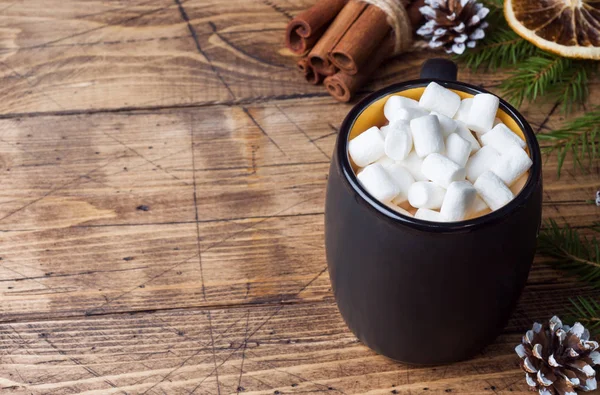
(568, 296), (600, 336)
(456, 28), (539, 72)
(538, 220), (600, 286)
(552, 62), (590, 114)
(454, 0), (598, 111)
(537, 108), (600, 177)
(499, 55), (570, 108)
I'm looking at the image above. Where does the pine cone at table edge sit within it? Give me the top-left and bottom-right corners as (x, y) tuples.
(416, 0), (489, 55)
(516, 316), (600, 395)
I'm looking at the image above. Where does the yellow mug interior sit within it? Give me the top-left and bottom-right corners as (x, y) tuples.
(347, 87), (531, 212)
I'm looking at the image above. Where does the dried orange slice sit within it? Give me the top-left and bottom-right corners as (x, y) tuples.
(505, 0), (600, 59)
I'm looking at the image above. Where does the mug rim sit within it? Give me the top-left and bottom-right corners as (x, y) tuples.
(337, 79), (542, 232)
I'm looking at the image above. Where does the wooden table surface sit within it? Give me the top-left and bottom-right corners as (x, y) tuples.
(0, 1), (598, 394)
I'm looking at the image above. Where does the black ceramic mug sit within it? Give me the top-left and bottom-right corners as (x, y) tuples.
(324, 59), (542, 365)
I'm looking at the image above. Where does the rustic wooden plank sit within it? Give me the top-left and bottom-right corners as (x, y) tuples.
(0, 213), (332, 321)
(0, 0), (186, 49)
(1, 207), (598, 322)
(0, 301), (538, 395)
(5, 0), (595, 115)
(0, 111), (196, 230)
(0, 0), (237, 114)
(0, 95), (595, 322)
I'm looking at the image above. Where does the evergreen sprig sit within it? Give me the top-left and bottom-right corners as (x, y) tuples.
(537, 220), (600, 286)
(569, 296), (600, 336)
(499, 55), (569, 108)
(537, 108), (600, 177)
(458, 28), (539, 72)
(454, 0), (598, 112)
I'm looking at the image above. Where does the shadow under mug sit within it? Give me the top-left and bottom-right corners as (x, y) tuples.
(324, 59), (543, 365)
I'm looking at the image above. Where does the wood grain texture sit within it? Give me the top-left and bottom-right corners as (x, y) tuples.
(0, 0), (598, 392)
(2, 0), (596, 116)
(0, 97), (596, 323)
(0, 302), (542, 394)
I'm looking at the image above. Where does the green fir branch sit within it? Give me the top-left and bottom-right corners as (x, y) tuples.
(499, 55), (569, 108)
(551, 63), (591, 114)
(537, 108), (600, 177)
(538, 220), (600, 286)
(454, 0), (598, 112)
(456, 28), (539, 72)
(568, 296), (600, 337)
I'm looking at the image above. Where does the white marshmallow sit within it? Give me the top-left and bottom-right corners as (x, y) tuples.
(384, 95), (420, 122)
(399, 151), (428, 181)
(384, 163), (415, 205)
(467, 195), (490, 219)
(510, 172), (528, 195)
(385, 202), (413, 217)
(375, 155), (395, 167)
(440, 181), (477, 221)
(419, 82), (461, 118)
(393, 107), (430, 122)
(466, 145), (501, 183)
(467, 93), (500, 134)
(410, 115), (445, 158)
(408, 181), (446, 209)
(481, 123), (526, 153)
(348, 126), (385, 167)
(385, 121), (413, 161)
(422, 153), (466, 188)
(357, 163), (400, 203)
(454, 98), (473, 124)
(445, 133), (471, 167)
(490, 146), (533, 186)
(455, 123), (481, 155)
(473, 171), (514, 210)
(415, 208), (446, 222)
(379, 125), (389, 138)
(431, 111), (458, 137)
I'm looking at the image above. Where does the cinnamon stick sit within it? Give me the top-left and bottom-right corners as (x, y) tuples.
(297, 58), (323, 85)
(308, 0), (367, 76)
(285, 0), (348, 55)
(328, 5), (390, 75)
(406, 0), (425, 30)
(324, 36), (393, 102)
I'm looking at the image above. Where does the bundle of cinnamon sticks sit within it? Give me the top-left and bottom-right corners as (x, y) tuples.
(285, 0), (424, 102)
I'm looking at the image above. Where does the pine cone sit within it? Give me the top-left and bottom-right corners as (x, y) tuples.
(515, 316), (600, 395)
(416, 0), (489, 55)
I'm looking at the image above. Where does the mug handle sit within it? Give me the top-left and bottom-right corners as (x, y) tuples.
(419, 58), (458, 81)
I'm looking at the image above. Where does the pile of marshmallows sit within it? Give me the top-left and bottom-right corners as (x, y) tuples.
(349, 82), (533, 222)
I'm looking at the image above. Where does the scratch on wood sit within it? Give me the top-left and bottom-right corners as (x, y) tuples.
(84, 253), (200, 316)
(3, 1), (177, 53)
(173, 0), (235, 100)
(242, 107), (286, 156)
(261, 0), (294, 20)
(0, 60), (70, 113)
(0, 92), (332, 120)
(310, 130), (338, 142)
(0, 266), (149, 282)
(190, 113), (209, 308)
(102, 131), (190, 186)
(236, 310), (251, 394)
(205, 311), (222, 395)
(275, 104), (330, 160)
(207, 21), (288, 69)
(536, 102), (560, 133)
(200, 196), (320, 253)
(245, 348), (347, 394)
(42, 336), (119, 389)
(0, 153), (127, 224)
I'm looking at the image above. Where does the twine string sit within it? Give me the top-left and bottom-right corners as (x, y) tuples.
(359, 0), (413, 54)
